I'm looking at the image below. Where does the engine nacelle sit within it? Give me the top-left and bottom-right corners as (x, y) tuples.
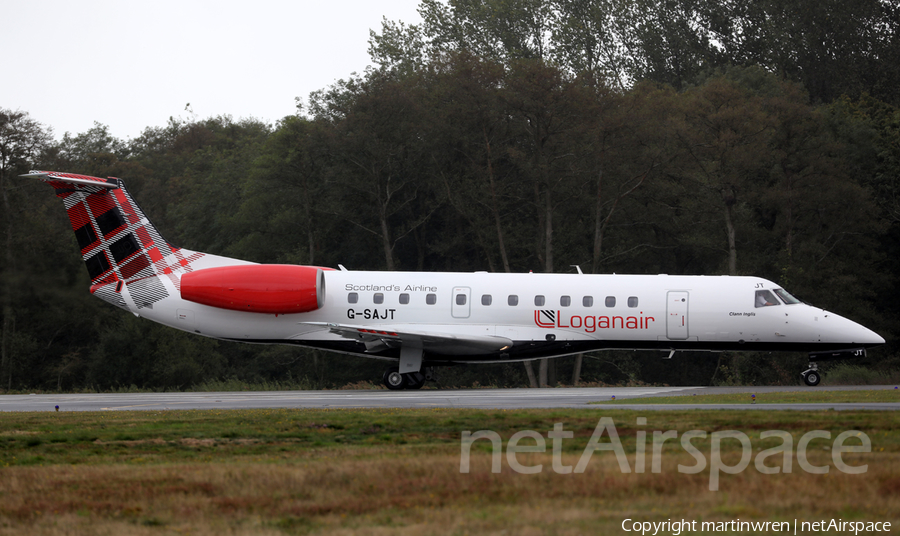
(181, 264), (325, 314)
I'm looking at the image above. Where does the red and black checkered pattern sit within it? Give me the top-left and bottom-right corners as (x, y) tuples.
(29, 171), (205, 310)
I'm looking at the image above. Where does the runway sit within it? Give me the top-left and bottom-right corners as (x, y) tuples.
(1, 385), (898, 412)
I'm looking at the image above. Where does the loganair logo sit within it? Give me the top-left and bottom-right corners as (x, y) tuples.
(535, 310), (557, 328)
(534, 310), (656, 333)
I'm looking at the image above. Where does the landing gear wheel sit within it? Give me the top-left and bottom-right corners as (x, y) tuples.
(383, 367), (406, 390)
(404, 372), (426, 390)
(803, 370), (821, 386)
(801, 361), (821, 387)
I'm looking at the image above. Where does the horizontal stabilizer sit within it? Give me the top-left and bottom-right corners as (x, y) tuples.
(21, 171), (120, 189)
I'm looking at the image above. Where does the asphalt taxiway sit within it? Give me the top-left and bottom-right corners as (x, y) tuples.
(0, 385), (898, 412)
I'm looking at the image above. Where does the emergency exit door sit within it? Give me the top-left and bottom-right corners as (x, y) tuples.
(452, 287), (471, 318)
(666, 291), (689, 340)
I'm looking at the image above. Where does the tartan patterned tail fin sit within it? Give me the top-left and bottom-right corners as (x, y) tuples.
(22, 171), (204, 311)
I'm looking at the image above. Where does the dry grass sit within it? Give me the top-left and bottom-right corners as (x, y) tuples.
(1, 408), (898, 534)
(1, 450), (899, 534)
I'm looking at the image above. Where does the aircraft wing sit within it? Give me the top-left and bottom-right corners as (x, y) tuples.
(301, 322), (513, 356)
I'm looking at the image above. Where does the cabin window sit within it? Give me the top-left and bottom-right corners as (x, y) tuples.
(426, 293), (437, 305)
(399, 293), (410, 305)
(583, 296), (593, 307)
(755, 290), (780, 307)
(374, 293), (384, 304)
(605, 296), (616, 307)
(628, 297), (639, 308)
(774, 288), (801, 305)
(482, 294), (492, 306)
(456, 293), (467, 306)
(508, 295), (519, 306)
(535, 295), (545, 306)
(348, 292), (358, 304)
(560, 295), (571, 307)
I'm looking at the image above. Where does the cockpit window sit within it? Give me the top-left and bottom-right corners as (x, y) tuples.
(773, 288), (801, 305)
(755, 290), (780, 307)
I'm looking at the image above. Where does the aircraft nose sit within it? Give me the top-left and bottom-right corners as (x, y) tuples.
(866, 328), (887, 346)
(821, 312), (885, 347)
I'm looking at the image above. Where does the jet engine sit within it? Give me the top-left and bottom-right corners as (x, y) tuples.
(181, 264), (325, 314)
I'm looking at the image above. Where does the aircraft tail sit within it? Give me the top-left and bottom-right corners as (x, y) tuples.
(22, 171), (208, 311)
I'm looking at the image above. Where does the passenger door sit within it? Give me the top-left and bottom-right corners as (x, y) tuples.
(666, 291), (689, 340)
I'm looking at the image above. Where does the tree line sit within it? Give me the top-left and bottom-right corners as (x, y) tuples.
(1, 0), (898, 391)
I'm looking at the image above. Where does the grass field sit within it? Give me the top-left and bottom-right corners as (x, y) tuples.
(598, 388), (900, 405)
(1, 407), (898, 534)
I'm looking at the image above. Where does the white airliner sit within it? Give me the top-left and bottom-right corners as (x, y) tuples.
(24, 171), (884, 389)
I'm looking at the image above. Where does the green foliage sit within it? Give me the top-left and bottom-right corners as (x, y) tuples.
(823, 363), (900, 386)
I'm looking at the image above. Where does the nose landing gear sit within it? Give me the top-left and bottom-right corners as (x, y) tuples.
(802, 348), (868, 387)
(801, 362), (820, 386)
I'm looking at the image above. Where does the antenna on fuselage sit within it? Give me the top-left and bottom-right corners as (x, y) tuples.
(571, 265), (584, 275)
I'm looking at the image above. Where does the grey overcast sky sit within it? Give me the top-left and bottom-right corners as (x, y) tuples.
(2, 0), (423, 141)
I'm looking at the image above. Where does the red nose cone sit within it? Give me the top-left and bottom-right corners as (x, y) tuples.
(181, 264), (325, 314)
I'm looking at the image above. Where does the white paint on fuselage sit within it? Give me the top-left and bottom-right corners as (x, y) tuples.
(133, 266), (884, 361)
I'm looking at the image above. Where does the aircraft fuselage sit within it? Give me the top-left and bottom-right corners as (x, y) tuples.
(22, 170), (885, 389)
(138, 268), (883, 364)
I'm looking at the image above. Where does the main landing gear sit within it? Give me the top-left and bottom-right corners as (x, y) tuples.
(800, 362), (820, 387)
(382, 341), (435, 390)
(382, 366), (434, 390)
